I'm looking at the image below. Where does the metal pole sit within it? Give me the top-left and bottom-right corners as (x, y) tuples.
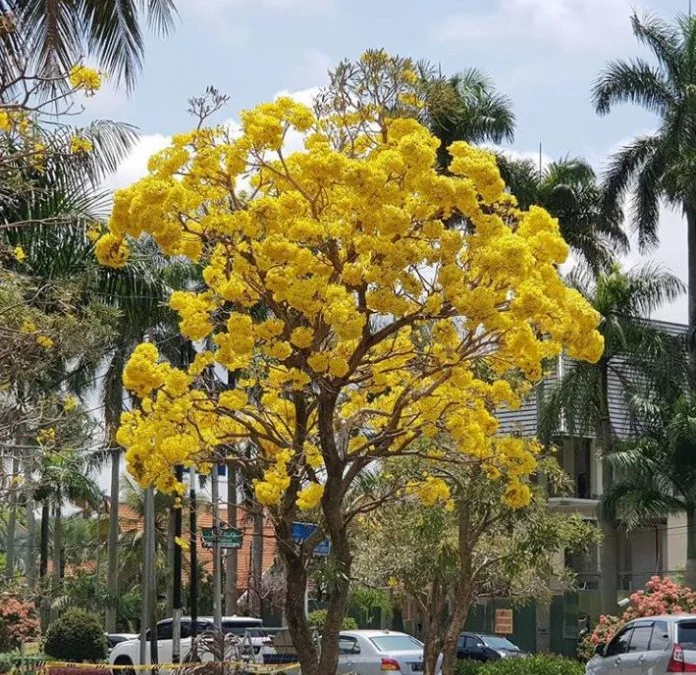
(212, 463), (222, 629)
(139, 488), (153, 666)
(224, 465), (238, 614)
(147, 488), (158, 669)
(172, 466), (183, 664)
(189, 467), (198, 639)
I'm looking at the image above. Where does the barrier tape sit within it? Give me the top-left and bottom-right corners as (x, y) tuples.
(5, 661), (300, 675)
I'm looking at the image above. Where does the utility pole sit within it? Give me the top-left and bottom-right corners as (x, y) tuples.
(212, 461), (222, 629)
(140, 488), (154, 667)
(189, 467), (198, 640)
(172, 466), (183, 664)
(147, 489), (158, 670)
(224, 465), (238, 614)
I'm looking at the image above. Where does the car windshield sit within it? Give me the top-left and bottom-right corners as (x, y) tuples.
(481, 636), (518, 650)
(221, 621), (265, 636)
(370, 635), (423, 651)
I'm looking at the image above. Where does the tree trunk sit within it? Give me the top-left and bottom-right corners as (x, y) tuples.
(439, 503), (474, 675)
(5, 453), (19, 580)
(53, 504), (62, 587)
(105, 448), (121, 631)
(282, 547), (319, 675)
(686, 206), (696, 381)
(250, 502), (264, 617)
(39, 499), (49, 578)
(686, 506), (696, 588)
(225, 466), (238, 614)
(422, 582), (446, 675)
(598, 359), (618, 615)
(25, 486), (36, 589)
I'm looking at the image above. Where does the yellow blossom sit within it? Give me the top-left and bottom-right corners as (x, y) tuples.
(69, 65), (102, 95)
(13, 246), (25, 262)
(70, 136), (94, 154)
(37, 334), (53, 350)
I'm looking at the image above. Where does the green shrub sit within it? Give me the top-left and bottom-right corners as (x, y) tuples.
(306, 609), (358, 633)
(455, 655), (583, 675)
(455, 660), (482, 675)
(44, 609), (107, 662)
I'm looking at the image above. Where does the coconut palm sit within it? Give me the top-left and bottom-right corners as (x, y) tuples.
(540, 263), (687, 612)
(592, 12), (696, 366)
(423, 67), (515, 171)
(1, 0), (178, 91)
(497, 155), (628, 274)
(602, 394), (696, 586)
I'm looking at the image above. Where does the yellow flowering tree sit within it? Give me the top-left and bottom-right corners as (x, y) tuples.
(98, 53), (603, 675)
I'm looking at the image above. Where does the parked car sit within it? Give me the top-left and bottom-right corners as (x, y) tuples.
(586, 614), (696, 675)
(106, 633), (138, 653)
(456, 632), (527, 662)
(335, 629), (441, 675)
(109, 616), (264, 669)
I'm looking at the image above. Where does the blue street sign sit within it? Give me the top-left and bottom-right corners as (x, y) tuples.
(291, 522), (331, 557)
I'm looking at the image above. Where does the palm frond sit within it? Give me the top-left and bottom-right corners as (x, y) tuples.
(593, 57), (675, 116)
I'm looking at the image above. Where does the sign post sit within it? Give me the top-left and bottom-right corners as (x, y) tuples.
(495, 609), (514, 635)
(201, 526), (243, 549)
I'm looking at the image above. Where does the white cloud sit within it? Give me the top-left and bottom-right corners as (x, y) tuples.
(104, 133), (171, 192)
(431, 0), (635, 50)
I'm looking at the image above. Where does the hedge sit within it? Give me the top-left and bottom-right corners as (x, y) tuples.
(454, 655), (584, 675)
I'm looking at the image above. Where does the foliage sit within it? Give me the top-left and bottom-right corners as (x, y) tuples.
(540, 263), (686, 444)
(0, 594), (40, 652)
(97, 51), (603, 675)
(2, 0), (178, 91)
(592, 12), (696, 251)
(497, 155), (627, 274)
(353, 456), (597, 674)
(580, 576), (696, 660)
(455, 656), (584, 675)
(307, 609), (357, 632)
(44, 608), (107, 662)
(601, 395), (696, 550)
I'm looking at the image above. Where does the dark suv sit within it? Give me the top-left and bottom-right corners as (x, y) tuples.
(457, 632), (527, 662)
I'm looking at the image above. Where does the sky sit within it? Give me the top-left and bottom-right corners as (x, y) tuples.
(85, 0), (690, 323)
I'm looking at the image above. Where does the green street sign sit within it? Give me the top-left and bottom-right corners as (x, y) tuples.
(201, 526), (243, 549)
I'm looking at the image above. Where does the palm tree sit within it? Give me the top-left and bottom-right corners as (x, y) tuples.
(423, 67), (515, 171)
(540, 263), (686, 613)
(1, 0), (178, 91)
(498, 155), (628, 274)
(602, 394), (696, 586)
(592, 12), (696, 367)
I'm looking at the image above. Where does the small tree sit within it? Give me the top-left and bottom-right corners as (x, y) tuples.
(0, 594), (40, 652)
(97, 52), (604, 675)
(354, 458), (598, 675)
(44, 608), (107, 662)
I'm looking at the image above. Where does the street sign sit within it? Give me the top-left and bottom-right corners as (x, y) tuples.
(201, 526), (243, 549)
(495, 608), (513, 635)
(291, 521), (331, 557)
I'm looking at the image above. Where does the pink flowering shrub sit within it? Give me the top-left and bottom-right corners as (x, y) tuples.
(0, 594), (40, 652)
(580, 576), (696, 660)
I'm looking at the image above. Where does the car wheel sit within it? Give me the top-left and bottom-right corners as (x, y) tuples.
(113, 656), (135, 675)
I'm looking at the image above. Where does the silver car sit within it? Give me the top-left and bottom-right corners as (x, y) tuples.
(586, 614), (696, 674)
(336, 629), (441, 675)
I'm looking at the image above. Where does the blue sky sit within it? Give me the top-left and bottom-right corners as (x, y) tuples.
(87, 0), (691, 322)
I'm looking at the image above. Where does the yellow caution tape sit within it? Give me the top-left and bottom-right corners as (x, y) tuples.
(38, 661), (299, 674)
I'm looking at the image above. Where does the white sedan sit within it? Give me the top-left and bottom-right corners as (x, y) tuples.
(336, 630), (441, 675)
